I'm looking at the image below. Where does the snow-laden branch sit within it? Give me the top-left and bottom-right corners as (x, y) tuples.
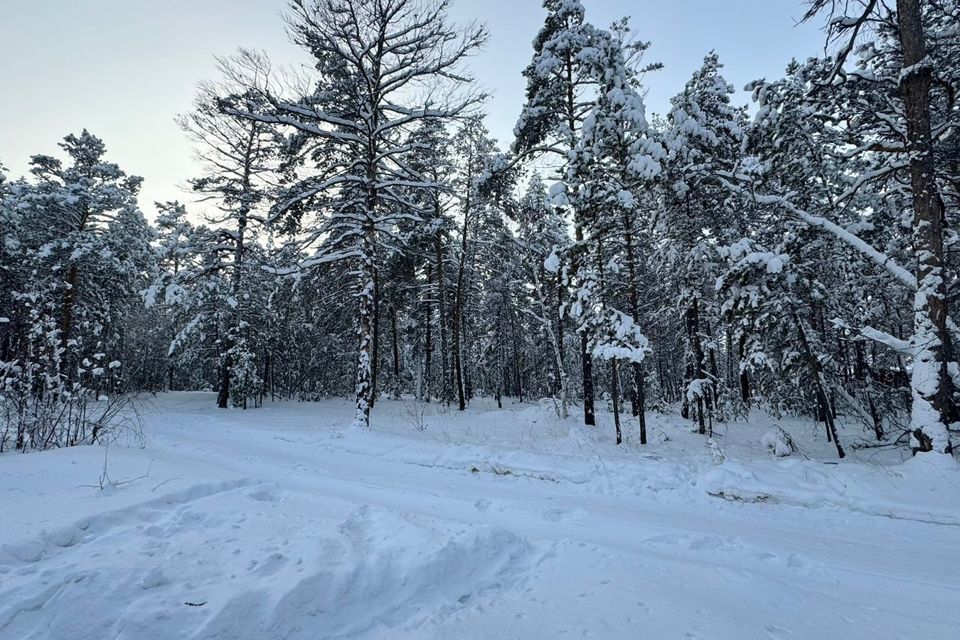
(860, 326), (914, 355)
(722, 179), (917, 290)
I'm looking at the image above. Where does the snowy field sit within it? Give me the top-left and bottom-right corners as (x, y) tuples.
(1, 393), (958, 640)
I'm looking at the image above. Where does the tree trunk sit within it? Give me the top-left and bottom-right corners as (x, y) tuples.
(795, 312), (845, 458)
(620, 207), (648, 443)
(511, 310), (524, 401)
(453, 172), (472, 411)
(612, 358), (622, 445)
(424, 263), (433, 403)
(561, 46), (595, 426)
(738, 333), (751, 405)
(391, 306), (401, 399)
(531, 262), (569, 418)
(352, 226), (376, 429)
(58, 264), (80, 387)
(60, 265), (79, 350)
(897, 0), (954, 454)
(434, 232), (451, 404)
(581, 332), (595, 425)
(685, 296), (707, 435)
(453, 308), (465, 410)
(370, 268), (380, 409)
(217, 352), (231, 409)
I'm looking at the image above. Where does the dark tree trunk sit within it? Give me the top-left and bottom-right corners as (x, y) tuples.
(217, 354), (231, 409)
(620, 208), (648, 443)
(795, 313), (844, 458)
(370, 270), (380, 409)
(581, 332), (595, 425)
(391, 306), (401, 390)
(424, 263), (433, 403)
(897, 0), (954, 446)
(434, 232), (451, 404)
(561, 47), (595, 426)
(636, 365), (647, 445)
(453, 168), (473, 412)
(685, 297), (707, 435)
(453, 331), (465, 410)
(738, 333), (750, 405)
(511, 310), (524, 401)
(60, 265), (79, 350)
(612, 358), (622, 445)
(59, 264), (80, 387)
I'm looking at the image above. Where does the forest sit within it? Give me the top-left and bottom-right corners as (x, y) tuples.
(3, 0), (957, 460)
(2, 1), (960, 638)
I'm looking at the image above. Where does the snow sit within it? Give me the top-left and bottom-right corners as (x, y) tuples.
(1, 393), (958, 639)
(760, 428), (795, 457)
(543, 249), (561, 274)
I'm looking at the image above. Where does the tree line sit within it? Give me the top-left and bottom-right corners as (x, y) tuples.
(1, 0), (956, 459)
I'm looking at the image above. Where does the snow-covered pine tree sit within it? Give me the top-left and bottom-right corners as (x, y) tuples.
(565, 22), (663, 443)
(736, 58), (897, 454)
(147, 201), (201, 392)
(513, 0), (605, 426)
(717, 235), (848, 458)
(658, 53), (748, 436)
(450, 117), (498, 411)
(401, 118), (456, 405)
(476, 198), (531, 407)
(753, 0), (960, 455)
(177, 82), (279, 409)
(0, 163), (18, 367)
(221, 0), (486, 429)
(1, 132), (155, 450)
(511, 173), (573, 418)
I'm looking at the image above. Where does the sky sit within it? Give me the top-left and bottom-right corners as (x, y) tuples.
(0, 0), (826, 216)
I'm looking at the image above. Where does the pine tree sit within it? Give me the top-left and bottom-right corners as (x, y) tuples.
(513, 173), (573, 418)
(178, 82), (279, 408)
(1, 132), (154, 450)
(659, 53), (748, 436)
(513, 0), (605, 426)
(450, 117), (498, 411)
(761, 0), (960, 454)
(222, 0), (486, 429)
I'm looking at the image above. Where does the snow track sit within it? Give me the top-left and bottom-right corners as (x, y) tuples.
(1, 393), (958, 639)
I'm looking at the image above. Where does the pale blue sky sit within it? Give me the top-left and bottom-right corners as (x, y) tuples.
(0, 1), (824, 214)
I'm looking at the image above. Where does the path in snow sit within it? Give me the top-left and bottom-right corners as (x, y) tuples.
(1, 393), (958, 639)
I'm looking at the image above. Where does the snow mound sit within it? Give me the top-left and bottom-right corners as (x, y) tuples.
(760, 428), (796, 457)
(700, 456), (960, 525)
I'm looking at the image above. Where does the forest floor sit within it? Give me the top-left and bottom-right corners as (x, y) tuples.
(1, 392), (959, 639)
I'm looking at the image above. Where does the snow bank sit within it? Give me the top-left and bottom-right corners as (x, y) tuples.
(700, 455), (960, 525)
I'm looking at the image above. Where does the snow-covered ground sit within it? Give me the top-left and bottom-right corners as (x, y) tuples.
(1, 393), (958, 639)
